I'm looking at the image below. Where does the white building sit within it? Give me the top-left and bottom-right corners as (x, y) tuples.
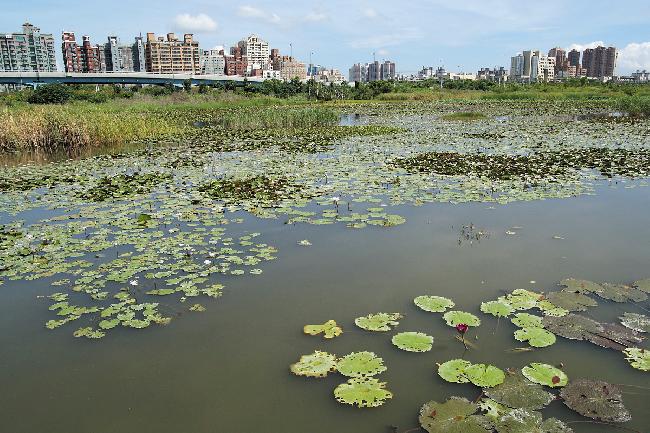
(531, 54), (555, 82)
(239, 34), (270, 71)
(201, 48), (226, 75)
(510, 50), (555, 82)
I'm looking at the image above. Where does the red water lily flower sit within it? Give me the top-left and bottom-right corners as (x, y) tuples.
(455, 323), (469, 334)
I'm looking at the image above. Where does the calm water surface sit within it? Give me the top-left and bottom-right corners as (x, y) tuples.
(1, 179), (649, 433)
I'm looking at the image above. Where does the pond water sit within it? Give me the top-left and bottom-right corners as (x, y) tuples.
(1, 102), (649, 433)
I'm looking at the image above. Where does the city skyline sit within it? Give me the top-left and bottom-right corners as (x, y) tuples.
(2, 1), (650, 75)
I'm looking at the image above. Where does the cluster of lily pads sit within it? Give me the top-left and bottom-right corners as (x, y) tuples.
(478, 278), (650, 371)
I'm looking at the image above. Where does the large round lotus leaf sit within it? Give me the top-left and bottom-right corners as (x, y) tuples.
(633, 278), (650, 293)
(290, 350), (337, 378)
(333, 377), (393, 408)
(542, 314), (602, 340)
(560, 379), (631, 422)
(354, 312), (402, 332)
(438, 359), (472, 383)
(485, 371), (554, 411)
(419, 397), (493, 433)
(303, 319), (342, 339)
(514, 327), (556, 348)
(511, 313), (543, 329)
(415, 295), (455, 313)
(336, 351), (387, 377)
(465, 363), (505, 388)
(493, 408), (573, 433)
(596, 283), (648, 303)
(443, 311), (481, 327)
(623, 348), (650, 371)
(480, 301), (514, 318)
(545, 291), (597, 312)
(619, 312), (650, 333)
(392, 331), (434, 352)
(560, 278), (603, 294)
(522, 363), (567, 388)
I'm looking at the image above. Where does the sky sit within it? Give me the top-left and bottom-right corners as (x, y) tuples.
(3, 0), (650, 75)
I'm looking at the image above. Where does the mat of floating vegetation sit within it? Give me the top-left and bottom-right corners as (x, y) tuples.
(78, 172), (173, 202)
(542, 313), (643, 351)
(199, 175), (304, 204)
(560, 379), (631, 423)
(419, 397), (492, 433)
(484, 370), (554, 411)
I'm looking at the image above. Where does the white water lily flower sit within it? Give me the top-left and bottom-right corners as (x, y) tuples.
(204, 259), (212, 265)
(129, 280), (138, 286)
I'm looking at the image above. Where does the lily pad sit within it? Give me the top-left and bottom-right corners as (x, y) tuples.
(521, 363), (567, 388)
(333, 377), (393, 408)
(543, 314), (643, 351)
(303, 320), (342, 339)
(511, 313), (544, 328)
(560, 379), (631, 422)
(419, 397), (492, 433)
(493, 408), (573, 433)
(438, 359), (472, 384)
(392, 332), (434, 352)
(290, 350), (337, 378)
(514, 327), (556, 348)
(484, 371), (554, 410)
(560, 278), (603, 294)
(465, 363), (506, 388)
(336, 351), (387, 377)
(415, 295), (455, 313)
(545, 291), (597, 312)
(623, 348), (650, 371)
(480, 301), (514, 318)
(354, 312), (402, 332)
(596, 283), (648, 303)
(443, 311), (481, 328)
(619, 312), (650, 333)
(633, 278), (650, 293)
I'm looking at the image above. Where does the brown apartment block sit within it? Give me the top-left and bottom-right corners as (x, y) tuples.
(224, 46), (247, 76)
(582, 46), (617, 78)
(61, 32), (105, 72)
(145, 32), (200, 74)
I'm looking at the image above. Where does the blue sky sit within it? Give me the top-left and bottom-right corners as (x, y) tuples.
(3, 0), (650, 74)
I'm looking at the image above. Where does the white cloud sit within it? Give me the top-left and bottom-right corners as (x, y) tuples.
(362, 8), (378, 18)
(619, 42), (650, 71)
(377, 49), (390, 56)
(238, 5), (281, 24)
(304, 11), (328, 22)
(566, 41), (606, 52)
(173, 13), (218, 32)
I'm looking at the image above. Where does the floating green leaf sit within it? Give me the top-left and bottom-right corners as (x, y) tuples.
(480, 301), (514, 318)
(415, 295), (455, 313)
(354, 312), (402, 332)
(623, 348), (649, 371)
(559, 278), (603, 294)
(514, 327), (556, 348)
(336, 351), (387, 377)
(443, 311), (481, 327)
(438, 359), (472, 384)
(419, 397), (492, 433)
(392, 332), (434, 352)
(303, 320), (342, 339)
(521, 363), (567, 388)
(619, 312), (650, 333)
(560, 379), (631, 422)
(493, 408), (572, 433)
(633, 278), (650, 293)
(545, 291), (597, 312)
(72, 327), (105, 339)
(333, 377), (393, 408)
(465, 363), (505, 388)
(290, 350), (337, 378)
(484, 371), (554, 411)
(511, 313), (543, 329)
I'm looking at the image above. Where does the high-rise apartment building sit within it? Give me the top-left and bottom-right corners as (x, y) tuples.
(510, 50), (554, 82)
(238, 34), (270, 71)
(0, 23), (57, 72)
(145, 32), (200, 74)
(349, 63), (368, 82)
(568, 49), (581, 68)
(582, 46), (617, 78)
(271, 54), (306, 80)
(105, 36), (145, 72)
(61, 32), (105, 72)
(349, 60), (396, 82)
(201, 48), (226, 75)
(531, 54), (555, 82)
(548, 47), (566, 74)
(224, 46), (247, 76)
